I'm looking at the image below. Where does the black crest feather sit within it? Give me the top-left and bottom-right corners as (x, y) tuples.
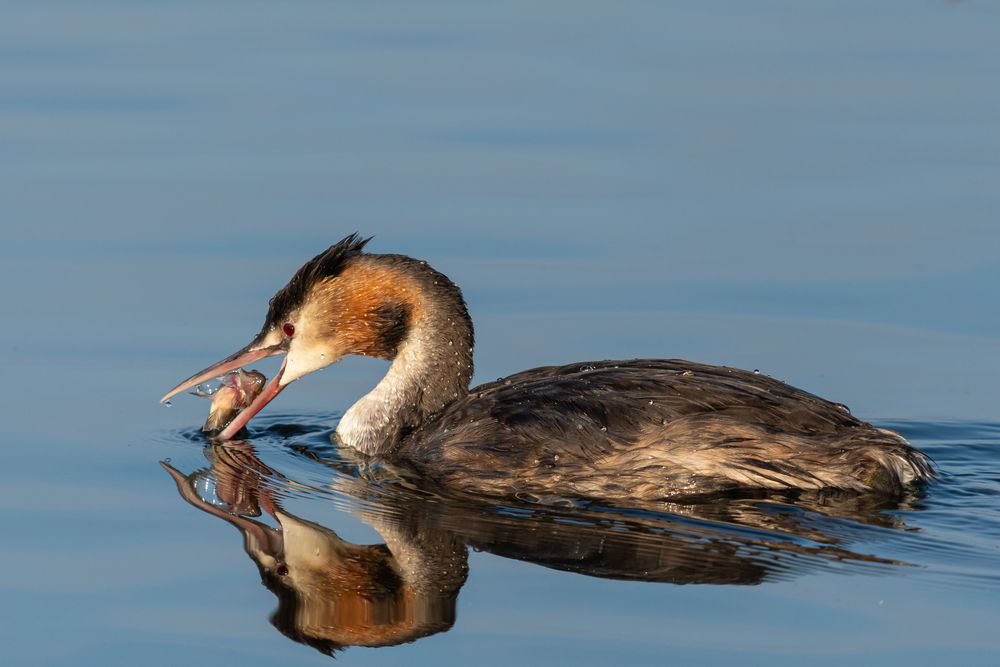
(263, 233), (372, 329)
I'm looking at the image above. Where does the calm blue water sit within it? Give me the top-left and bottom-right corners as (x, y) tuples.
(2, 1), (999, 665)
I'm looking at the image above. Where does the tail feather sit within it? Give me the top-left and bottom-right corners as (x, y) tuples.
(864, 429), (935, 493)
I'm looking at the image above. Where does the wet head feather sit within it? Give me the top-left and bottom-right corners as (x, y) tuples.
(262, 233), (372, 331)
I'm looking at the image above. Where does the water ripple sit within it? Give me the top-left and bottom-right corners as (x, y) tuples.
(159, 416), (1000, 594)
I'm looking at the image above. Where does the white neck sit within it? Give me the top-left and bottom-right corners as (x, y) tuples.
(336, 312), (473, 457)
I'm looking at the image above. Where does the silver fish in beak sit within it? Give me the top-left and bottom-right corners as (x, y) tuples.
(196, 369), (268, 435)
(160, 333), (290, 440)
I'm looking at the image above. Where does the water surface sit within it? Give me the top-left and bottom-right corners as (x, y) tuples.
(2, 1), (999, 665)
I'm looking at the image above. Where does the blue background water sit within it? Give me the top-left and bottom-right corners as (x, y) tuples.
(2, 1), (999, 665)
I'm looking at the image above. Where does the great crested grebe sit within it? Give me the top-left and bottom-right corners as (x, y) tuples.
(162, 234), (933, 500)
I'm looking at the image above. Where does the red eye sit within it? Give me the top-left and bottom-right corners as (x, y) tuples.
(282, 323), (295, 337)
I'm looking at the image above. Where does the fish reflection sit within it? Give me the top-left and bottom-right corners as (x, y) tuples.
(163, 441), (923, 656)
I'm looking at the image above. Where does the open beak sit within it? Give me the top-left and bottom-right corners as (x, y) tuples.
(160, 338), (289, 441)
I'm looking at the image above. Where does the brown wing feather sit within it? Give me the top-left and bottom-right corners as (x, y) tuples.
(399, 359), (932, 500)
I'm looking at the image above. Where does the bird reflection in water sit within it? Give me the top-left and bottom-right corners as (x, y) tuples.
(163, 440), (924, 657)
(163, 445), (465, 655)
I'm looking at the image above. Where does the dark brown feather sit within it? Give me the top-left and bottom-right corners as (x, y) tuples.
(262, 233), (371, 332)
(398, 359), (933, 500)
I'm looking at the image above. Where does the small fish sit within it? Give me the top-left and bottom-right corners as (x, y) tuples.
(198, 369), (266, 434)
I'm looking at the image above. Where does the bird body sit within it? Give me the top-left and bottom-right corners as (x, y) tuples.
(400, 359), (930, 499)
(163, 234), (933, 502)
